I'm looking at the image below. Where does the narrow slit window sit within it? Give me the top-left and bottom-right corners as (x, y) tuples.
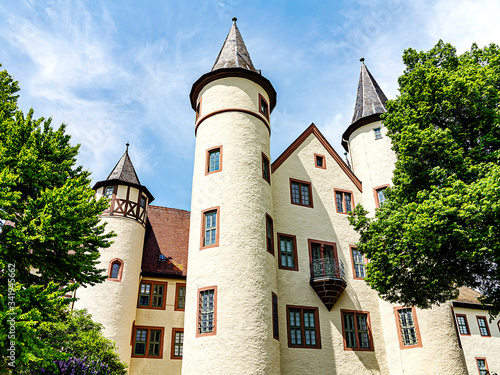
(374, 127), (382, 139)
(259, 94), (269, 119)
(266, 215), (274, 255)
(262, 153), (270, 184)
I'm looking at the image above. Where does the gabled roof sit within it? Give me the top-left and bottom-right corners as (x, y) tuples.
(212, 17), (257, 72)
(106, 144), (140, 185)
(342, 60), (388, 151)
(272, 123), (362, 192)
(141, 206), (190, 278)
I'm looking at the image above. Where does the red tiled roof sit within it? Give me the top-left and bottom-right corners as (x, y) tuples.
(141, 205), (190, 278)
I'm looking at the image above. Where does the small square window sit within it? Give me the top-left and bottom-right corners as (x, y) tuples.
(374, 127), (382, 140)
(206, 146), (222, 175)
(350, 246), (366, 279)
(477, 316), (490, 337)
(175, 284), (186, 311)
(278, 234), (298, 271)
(201, 208), (219, 249)
(290, 179), (313, 208)
(259, 94), (269, 120)
(104, 186), (114, 198)
(341, 310), (373, 350)
(286, 306), (321, 349)
(197, 287), (217, 337)
(262, 153), (271, 184)
(395, 307), (422, 349)
(137, 281), (167, 309)
(171, 328), (184, 359)
(456, 314), (470, 335)
(314, 154), (326, 169)
(132, 326), (164, 358)
(335, 189), (354, 214)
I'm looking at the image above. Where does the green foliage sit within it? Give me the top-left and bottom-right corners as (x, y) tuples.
(350, 41), (500, 316)
(0, 64), (122, 372)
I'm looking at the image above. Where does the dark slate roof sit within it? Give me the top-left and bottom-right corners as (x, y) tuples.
(141, 206), (190, 278)
(211, 18), (257, 72)
(106, 144), (140, 185)
(351, 60), (388, 124)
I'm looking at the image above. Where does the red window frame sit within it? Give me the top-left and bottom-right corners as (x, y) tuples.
(196, 286), (217, 337)
(131, 325), (164, 359)
(205, 146), (223, 175)
(290, 178), (313, 208)
(334, 188), (354, 214)
(455, 313), (471, 336)
(137, 281), (167, 310)
(476, 316), (491, 337)
(259, 94), (269, 120)
(200, 207), (220, 249)
(272, 292), (279, 340)
(394, 306), (423, 349)
(262, 152), (271, 184)
(170, 328), (184, 359)
(175, 283), (186, 311)
(286, 305), (321, 349)
(341, 309), (374, 351)
(107, 258), (124, 282)
(374, 184), (389, 208)
(277, 233), (298, 271)
(475, 357), (489, 375)
(266, 214), (274, 256)
(350, 246), (367, 280)
(314, 153), (326, 169)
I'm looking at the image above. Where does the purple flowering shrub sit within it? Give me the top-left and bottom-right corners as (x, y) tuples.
(36, 357), (111, 375)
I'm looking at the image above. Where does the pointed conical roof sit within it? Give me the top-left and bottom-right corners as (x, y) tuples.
(211, 17), (258, 72)
(351, 59), (388, 124)
(106, 143), (141, 185)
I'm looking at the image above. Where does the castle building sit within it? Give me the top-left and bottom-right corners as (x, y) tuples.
(74, 19), (500, 375)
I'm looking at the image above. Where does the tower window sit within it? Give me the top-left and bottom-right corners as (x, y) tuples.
(395, 307), (422, 349)
(278, 234), (298, 271)
(477, 316), (490, 337)
(374, 185), (389, 208)
(374, 127), (382, 139)
(350, 246), (366, 279)
(259, 94), (269, 120)
(341, 310), (373, 350)
(132, 326), (164, 358)
(476, 358), (489, 375)
(140, 195), (146, 209)
(335, 189), (354, 213)
(175, 283), (186, 311)
(201, 207), (219, 249)
(171, 328), (184, 359)
(314, 154), (326, 169)
(262, 153), (271, 184)
(197, 287), (217, 336)
(290, 179), (313, 207)
(266, 214), (274, 255)
(104, 186), (114, 198)
(196, 98), (202, 120)
(137, 281), (167, 309)
(206, 146), (222, 175)
(272, 292), (279, 340)
(286, 306), (321, 349)
(107, 258), (123, 282)
(455, 314), (470, 335)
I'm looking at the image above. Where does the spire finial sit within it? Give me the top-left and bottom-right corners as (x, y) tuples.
(126, 142), (129, 153)
(360, 57), (365, 64)
(232, 17), (237, 24)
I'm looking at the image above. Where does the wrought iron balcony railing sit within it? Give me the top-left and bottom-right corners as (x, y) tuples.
(311, 258), (346, 281)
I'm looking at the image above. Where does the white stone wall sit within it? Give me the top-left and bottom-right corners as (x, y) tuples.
(183, 76), (280, 374)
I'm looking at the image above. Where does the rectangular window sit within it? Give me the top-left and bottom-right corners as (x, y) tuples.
(171, 328), (184, 359)
(456, 314), (470, 335)
(314, 154), (326, 169)
(138, 281), (167, 309)
(104, 186), (114, 198)
(374, 127), (382, 139)
(259, 94), (269, 120)
(140, 195), (146, 209)
(290, 179), (313, 207)
(476, 358), (489, 375)
(335, 189), (354, 214)
(278, 234), (298, 271)
(374, 185), (389, 208)
(286, 306), (321, 349)
(196, 98), (202, 120)
(201, 207), (219, 249)
(341, 310), (373, 351)
(132, 326), (164, 358)
(206, 146), (222, 175)
(175, 283), (186, 311)
(350, 246), (366, 279)
(266, 214), (274, 255)
(197, 287), (217, 337)
(477, 316), (491, 337)
(262, 153), (271, 184)
(395, 307), (422, 349)
(308, 240), (339, 279)
(272, 292), (279, 340)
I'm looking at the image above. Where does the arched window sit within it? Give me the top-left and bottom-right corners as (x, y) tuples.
(108, 258), (124, 282)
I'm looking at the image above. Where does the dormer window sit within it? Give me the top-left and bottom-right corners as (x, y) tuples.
(159, 254), (167, 262)
(259, 94), (269, 120)
(104, 186), (114, 198)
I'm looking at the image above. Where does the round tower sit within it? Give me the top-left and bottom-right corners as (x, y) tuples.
(341, 59), (396, 215)
(182, 19), (280, 374)
(74, 144), (154, 366)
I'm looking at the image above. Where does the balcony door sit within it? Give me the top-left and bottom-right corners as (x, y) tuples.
(309, 240), (338, 278)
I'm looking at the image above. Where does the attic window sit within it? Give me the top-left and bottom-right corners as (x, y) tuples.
(104, 186), (114, 198)
(259, 94), (269, 120)
(374, 127), (382, 140)
(315, 154), (326, 169)
(159, 254), (167, 262)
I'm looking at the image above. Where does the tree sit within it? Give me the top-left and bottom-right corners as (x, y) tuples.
(0, 64), (121, 371)
(350, 41), (500, 317)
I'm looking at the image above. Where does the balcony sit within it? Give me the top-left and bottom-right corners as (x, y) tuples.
(310, 258), (347, 311)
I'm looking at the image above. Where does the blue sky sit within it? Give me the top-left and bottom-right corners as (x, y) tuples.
(1, 0), (499, 211)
